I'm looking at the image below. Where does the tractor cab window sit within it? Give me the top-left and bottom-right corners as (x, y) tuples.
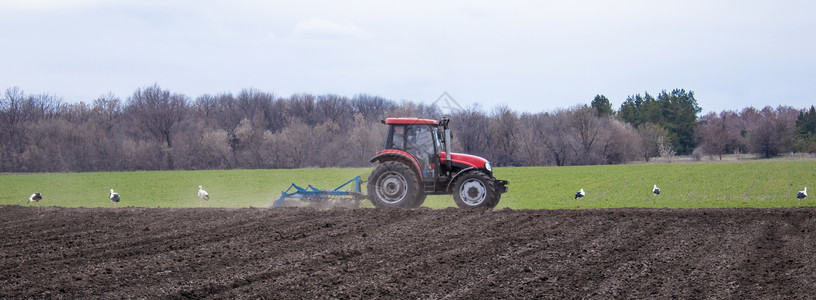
(432, 128), (441, 151)
(405, 125), (436, 175)
(405, 125), (435, 157)
(389, 125), (405, 149)
(387, 124), (435, 153)
(386, 124), (438, 176)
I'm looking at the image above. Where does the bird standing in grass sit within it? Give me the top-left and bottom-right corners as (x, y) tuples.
(198, 186), (209, 207)
(575, 188), (585, 207)
(28, 193), (43, 212)
(110, 189), (120, 207)
(797, 187), (807, 207)
(653, 185), (661, 196)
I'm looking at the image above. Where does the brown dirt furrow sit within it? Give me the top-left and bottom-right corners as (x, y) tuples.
(2, 205), (816, 299)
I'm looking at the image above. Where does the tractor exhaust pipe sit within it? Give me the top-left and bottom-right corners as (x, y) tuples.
(445, 128), (452, 162)
(440, 117), (452, 170)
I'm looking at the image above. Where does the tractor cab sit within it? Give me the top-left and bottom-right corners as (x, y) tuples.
(383, 118), (442, 181)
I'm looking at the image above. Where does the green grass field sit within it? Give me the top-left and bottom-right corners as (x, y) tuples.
(2, 160), (815, 209)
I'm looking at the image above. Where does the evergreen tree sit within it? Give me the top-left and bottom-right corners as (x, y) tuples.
(591, 95), (613, 117)
(617, 89), (701, 155)
(795, 105), (816, 152)
(796, 106), (816, 135)
(656, 89), (701, 155)
(617, 92), (659, 126)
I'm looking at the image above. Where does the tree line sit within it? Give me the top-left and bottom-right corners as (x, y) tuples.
(1, 85), (814, 172)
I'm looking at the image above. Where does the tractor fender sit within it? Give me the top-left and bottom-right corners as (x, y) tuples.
(446, 167), (491, 193)
(369, 151), (424, 181)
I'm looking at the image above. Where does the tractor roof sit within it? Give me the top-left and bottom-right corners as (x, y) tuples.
(384, 118), (439, 125)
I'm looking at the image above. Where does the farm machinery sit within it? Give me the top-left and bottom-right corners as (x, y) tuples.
(275, 117), (509, 208)
(274, 176), (366, 208)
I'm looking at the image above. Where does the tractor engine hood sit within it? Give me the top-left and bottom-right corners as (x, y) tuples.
(439, 152), (493, 172)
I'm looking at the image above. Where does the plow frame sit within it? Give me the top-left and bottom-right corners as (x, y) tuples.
(274, 176), (365, 207)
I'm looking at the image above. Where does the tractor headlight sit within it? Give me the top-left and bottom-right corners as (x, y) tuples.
(485, 162), (492, 172)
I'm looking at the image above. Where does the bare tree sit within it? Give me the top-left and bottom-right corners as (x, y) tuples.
(92, 93), (121, 134)
(450, 105), (490, 156)
(386, 101), (440, 120)
(658, 136), (676, 162)
(488, 105), (519, 166)
(539, 109), (574, 166)
(316, 94), (353, 128)
(0, 88), (63, 171)
(747, 106), (798, 158)
(201, 128), (233, 168)
(637, 123), (667, 161)
(286, 94), (319, 126)
(697, 111), (743, 160)
(126, 84), (187, 148)
(124, 84), (187, 169)
(567, 105), (602, 165)
(0, 87), (28, 171)
(344, 113), (387, 167)
(698, 112), (728, 159)
(351, 94), (395, 123)
(270, 119), (316, 168)
(597, 117), (641, 164)
(516, 113), (548, 166)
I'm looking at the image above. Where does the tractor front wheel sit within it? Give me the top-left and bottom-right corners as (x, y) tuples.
(452, 171), (499, 209)
(368, 161), (422, 208)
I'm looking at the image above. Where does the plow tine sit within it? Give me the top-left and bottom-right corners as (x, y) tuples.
(274, 192), (288, 207)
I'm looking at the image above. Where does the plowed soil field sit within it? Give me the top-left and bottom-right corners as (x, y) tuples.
(2, 205), (816, 298)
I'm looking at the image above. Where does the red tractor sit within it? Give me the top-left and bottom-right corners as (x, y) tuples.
(368, 117), (509, 208)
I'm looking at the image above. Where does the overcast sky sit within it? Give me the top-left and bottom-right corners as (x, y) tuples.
(1, 0), (814, 114)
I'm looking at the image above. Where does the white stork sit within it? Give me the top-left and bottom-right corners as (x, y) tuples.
(653, 185), (661, 196)
(575, 188), (585, 208)
(110, 189), (120, 207)
(28, 193), (42, 212)
(198, 186), (209, 207)
(797, 187), (807, 207)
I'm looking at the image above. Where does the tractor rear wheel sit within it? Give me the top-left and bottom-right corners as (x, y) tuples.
(368, 161), (422, 208)
(414, 193), (427, 207)
(452, 171), (499, 208)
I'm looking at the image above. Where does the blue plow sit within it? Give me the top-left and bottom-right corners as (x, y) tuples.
(274, 176), (366, 208)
